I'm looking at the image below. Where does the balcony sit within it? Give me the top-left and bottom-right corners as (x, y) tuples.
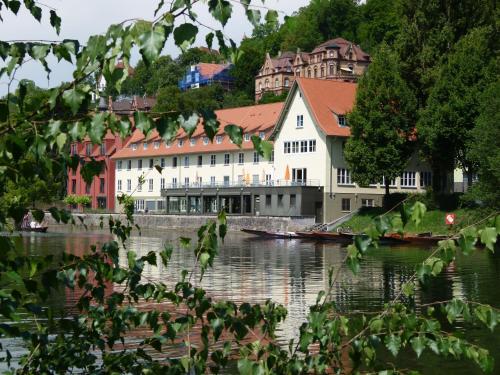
(163, 179), (321, 190)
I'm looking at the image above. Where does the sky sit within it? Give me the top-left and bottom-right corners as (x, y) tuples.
(0, 0), (310, 94)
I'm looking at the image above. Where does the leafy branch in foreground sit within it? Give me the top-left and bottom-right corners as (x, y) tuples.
(0, 0), (499, 374)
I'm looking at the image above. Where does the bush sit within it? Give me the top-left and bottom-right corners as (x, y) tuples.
(64, 195), (92, 207)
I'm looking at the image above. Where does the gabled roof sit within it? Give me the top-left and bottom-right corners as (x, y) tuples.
(197, 63), (231, 78)
(271, 78), (356, 139)
(111, 102), (284, 159)
(312, 38), (370, 62)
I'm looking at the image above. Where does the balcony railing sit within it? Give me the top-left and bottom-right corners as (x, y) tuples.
(163, 179), (321, 190)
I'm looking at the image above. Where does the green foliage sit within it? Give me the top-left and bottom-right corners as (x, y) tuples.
(63, 194), (92, 206)
(344, 44), (417, 197)
(1, 2), (499, 374)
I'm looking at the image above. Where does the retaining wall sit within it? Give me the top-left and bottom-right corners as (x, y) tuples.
(47, 213), (315, 232)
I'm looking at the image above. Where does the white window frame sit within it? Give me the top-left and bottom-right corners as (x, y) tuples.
(210, 154), (216, 166)
(309, 139), (316, 152)
(224, 153), (230, 166)
(401, 171), (416, 187)
(244, 133), (250, 142)
(337, 168), (353, 185)
(296, 114), (304, 128)
(238, 152), (244, 164)
(117, 160), (122, 171)
(253, 152), (259, 164)
(117, 180), (122, 191)
(184, 156), (189, 168)
(127, 179), (131, 192)
(216, 135), (223, 144)
(148, 179), (153, 192)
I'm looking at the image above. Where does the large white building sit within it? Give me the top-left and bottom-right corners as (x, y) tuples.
(112, 78), (431, 222)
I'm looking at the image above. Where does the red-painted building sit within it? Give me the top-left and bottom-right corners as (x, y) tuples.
(67, 96), (156, 211)
(68, 132), (126, 211)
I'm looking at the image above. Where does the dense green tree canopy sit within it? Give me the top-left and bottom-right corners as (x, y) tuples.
(344, 45), (417, 197)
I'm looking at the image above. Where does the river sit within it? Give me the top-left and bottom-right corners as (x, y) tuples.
(5, 227), (500, 374)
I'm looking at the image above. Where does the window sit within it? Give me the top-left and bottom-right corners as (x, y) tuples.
(290, 194), (296, 207)
(337, 168), (352, 185)
(284, 78), (290, 87)
(238, 152), (244, 164)
(296, 69), (301, 77)
(253, 152), (259, 164)
(203, 136), (209, 145)
(270, 150), (274, 163)
(138, 159), (143, 170)
(300, 140), (308, 153)
(127, 160), (132, 170)
(197, 176), (202, 186)
(149, 158), (153, 169)
(137, 178), (142, 192)
(284, 141), (291, 154)
(266, 195), (272, 206)
(85, 183), (91, 195)
(71, 144), (77, 155)
(329, 64), (334, 75)
(117, 160), (122, 170)
(216, 135), (223, 144)
(160, 178), (165, 190)
(166, 142), (171, 148)
(238, 175), (244, 185)
(148, 179), (153, 192)
(210, 176), (216, 186)
(244, 133), (250, 142)
(154, 141), (160, 149)
(338, 115), (347, 127)
(278, 194), (284, 206)
(184, 156), (189, 168)
(117, 180), (122, 191)
(321, 67), (325, 77)
(172, 156), (178, 168)
(224, 176), (230, 186)
(401, 171), (416, 187)
(224, 153), (230, 165)
(292, 141), (299, 153)
(131, 143), (137, 151)
(178, 139), (184, 147)
(99, 178), (105, 193)
(341, 198), (351, 212)
(143, 142), (148, 150)
(296, 115), (304, 128)
(71, 179), (76, 194)
(160, 158), (165, 168)
(265, 79), (269, 88)
(362, 199), (375, 207)
(86, 143), (92, 156)
(184, 177), (190, 187)
(252, 175), (259, 185)
(190, 138), (196, 146)
(172, 177), (177, 188)
(292, 168), (307, 184)
(100, 143), (106, 155)
(275, 78), (279, 88)
(258, 82), (262, 91)
(309, 139), (316, 152)
(382, 176), (397, 187)
(259, 131), (265, 140)
(420, 171), (432, 187)
(210, 154), (216, 166)
(265, 174), (272, 185)
(127, 179), (131, 192)
(314, 67), (318, 78)
(197, 155), (203, 167)
(135, 199), (145, 211)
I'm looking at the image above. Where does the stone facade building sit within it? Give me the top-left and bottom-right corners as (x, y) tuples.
(255, 38), (370, 101)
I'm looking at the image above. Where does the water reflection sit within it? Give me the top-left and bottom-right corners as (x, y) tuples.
(5, 228), (500, 374)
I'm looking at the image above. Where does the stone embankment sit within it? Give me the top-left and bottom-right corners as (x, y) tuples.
(47, 213), (315, 232)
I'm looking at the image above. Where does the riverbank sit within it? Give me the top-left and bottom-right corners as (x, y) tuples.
(334, 207), (493, 235)
(46, 213), (315, 232)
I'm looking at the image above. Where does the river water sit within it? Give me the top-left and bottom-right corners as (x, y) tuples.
(6, 227), (500, 374)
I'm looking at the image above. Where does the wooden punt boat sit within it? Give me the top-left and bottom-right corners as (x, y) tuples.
(241, 229), (299, 239)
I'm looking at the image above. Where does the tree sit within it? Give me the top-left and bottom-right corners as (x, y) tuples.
(344, 44), (417, 200)
(418, 27), (498, 191)
(258, 91), (288, 104)
(0, 2), (498, 374)
(466, 79), (500, 208)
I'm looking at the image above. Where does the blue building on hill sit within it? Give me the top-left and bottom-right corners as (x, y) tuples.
(178, 63), (234, 91)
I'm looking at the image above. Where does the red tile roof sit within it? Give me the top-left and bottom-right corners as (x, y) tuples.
(198, 63), (231, 78)
(272, 78), (356, 138)
(112, 102), (284, 159)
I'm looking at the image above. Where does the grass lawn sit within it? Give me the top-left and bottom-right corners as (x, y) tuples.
(334, 207), (494, 235)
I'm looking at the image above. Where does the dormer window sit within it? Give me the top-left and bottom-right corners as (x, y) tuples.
(216, 135), (223, 144)
(338, 115), (347, 127)
(131, 143), (137, 151)
(244, 133), (250, 142)
(203, 136), (209, 145)
(190, 138), (196, 146)
(259, 131), (266, 140)
(153, 141), (160, 149)
(178, 139), (184, 147)
(165, 141), (171, 148)
(143, 142), (148, 150)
